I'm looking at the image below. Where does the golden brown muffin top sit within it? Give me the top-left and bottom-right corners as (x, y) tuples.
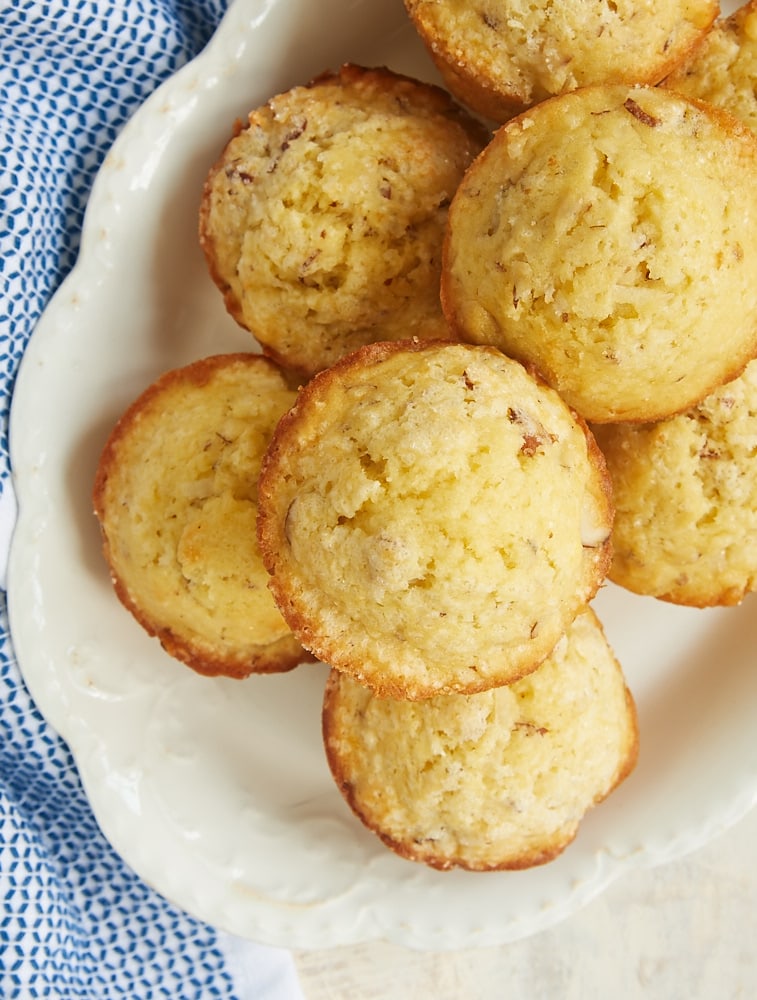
(93, 353), (308, 678)
(404, 0), (717, 120)
(322, 608), (638, 871)
(258, 339), (612, 698)
(442, 84), (757, 423)
(594, 358), (757, 607)
(200, 64), (488, 377)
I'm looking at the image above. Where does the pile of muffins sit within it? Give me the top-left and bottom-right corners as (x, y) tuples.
(93, 2), (757, 871)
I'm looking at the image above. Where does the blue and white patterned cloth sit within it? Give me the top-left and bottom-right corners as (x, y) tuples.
(1, 3), (305, 997)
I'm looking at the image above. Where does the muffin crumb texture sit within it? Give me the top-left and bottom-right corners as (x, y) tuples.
(664, 1), (757, 135)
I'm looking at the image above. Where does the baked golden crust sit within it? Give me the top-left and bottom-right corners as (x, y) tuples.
(442, 84), (757, 424)
(93, 353), (311, 678)
(257, 339), (613, 699)
(322, 607), (639, 871)
(664, 1), (757, 136)
(199, 64), (488, 378)
(594, 358), (757, 607)
(404, 0), (717, 122)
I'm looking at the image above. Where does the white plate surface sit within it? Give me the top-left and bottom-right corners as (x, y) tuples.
(8, 0), (755, 951)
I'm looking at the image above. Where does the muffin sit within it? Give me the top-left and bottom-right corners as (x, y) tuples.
(322, 607), (639, 871)
(593, 358), (757, 607)
(404, 0), (717, 122)
(257, 339), (613, 699)
(664, 1), (757, 135)
(442, 83), (757, 424)
(93, 353), (310, 678)
(199, 64), (488, 378)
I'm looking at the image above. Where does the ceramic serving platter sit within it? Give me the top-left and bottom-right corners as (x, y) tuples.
(9, 0), (755, 951)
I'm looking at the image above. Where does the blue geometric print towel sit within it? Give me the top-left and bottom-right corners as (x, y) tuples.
(1, 3), (304, 996)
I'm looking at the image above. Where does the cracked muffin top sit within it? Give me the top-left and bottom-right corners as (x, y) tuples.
(199, 64), (487, 378)
(257, 339), (613, 699)
(442, 84), (757, 424)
